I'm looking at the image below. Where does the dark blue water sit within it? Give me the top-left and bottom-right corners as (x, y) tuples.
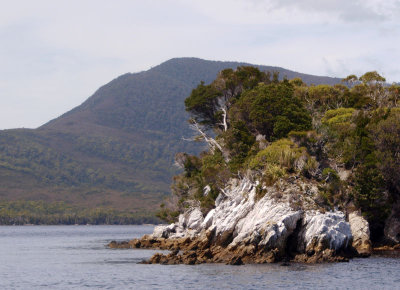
(0, 225), (399, 289)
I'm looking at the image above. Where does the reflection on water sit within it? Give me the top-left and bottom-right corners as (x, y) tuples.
(0, 225), (399, 289)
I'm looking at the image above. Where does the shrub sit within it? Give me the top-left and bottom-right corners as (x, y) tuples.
(288, 130), (319, 152)
(249, 139), (307, 173)
(264, 164), (287, 186)
(321, 108), (356, 134)
(302, 157), (318, 177)
(288, 130), (308, 141)
(322, 108), (356, 125)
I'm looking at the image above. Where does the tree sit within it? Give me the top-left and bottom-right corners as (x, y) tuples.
(184, 81), (222, 129)
(359, 71), (386, 84)
(230, 80), (312, 140)
(185, 67), (269, 132)
(387, 84), (400, 107)
(359, 71), (386, 107)
(372, 110), (400, 195)
(342, 74), (358, 86)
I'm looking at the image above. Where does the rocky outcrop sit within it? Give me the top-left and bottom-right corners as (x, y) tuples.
(110, 176), (368, 264)
(298, 211), (352, 255)
(348, 211), (372, 257)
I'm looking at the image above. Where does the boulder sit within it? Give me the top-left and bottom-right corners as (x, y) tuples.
(299, 211), (352, 254)
(178, 208), (204, 232)
(152, 223), (177, 239)
(349, 211), (372, 257)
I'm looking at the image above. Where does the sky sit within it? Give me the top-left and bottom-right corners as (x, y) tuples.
(0, 0), (399, 129)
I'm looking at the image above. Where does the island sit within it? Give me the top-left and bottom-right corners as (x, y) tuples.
(110, 67), (400, 264)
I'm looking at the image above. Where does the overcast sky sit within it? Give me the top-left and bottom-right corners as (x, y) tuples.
(0, 0), (399, 129)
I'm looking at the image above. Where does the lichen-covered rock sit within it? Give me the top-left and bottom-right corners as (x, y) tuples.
(152, 223), (177, 239)
(299, 211), (352, 255)
(178, 207), (204, 233)
(349, 211), (372, 257)
(231, 199), (302, 251)
(112, 177), (356, 264)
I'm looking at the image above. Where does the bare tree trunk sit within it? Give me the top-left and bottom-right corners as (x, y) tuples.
(217, 97), (228, 132)
(221, 107), (228, 132)
(184, 120), (223, 153)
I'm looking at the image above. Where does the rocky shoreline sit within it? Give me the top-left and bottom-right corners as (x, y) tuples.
(372, 244), (400, 258)
(109, 177), (374, 265)
(109, 230), (352, 265)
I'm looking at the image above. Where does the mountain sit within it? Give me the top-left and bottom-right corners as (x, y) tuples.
(0, 58), (343, 213)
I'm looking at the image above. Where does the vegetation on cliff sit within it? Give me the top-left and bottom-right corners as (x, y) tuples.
(159, 66), (400, 244)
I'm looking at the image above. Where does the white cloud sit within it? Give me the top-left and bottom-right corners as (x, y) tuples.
(252, 0), (400, 23)
(0, 0), (399, 129)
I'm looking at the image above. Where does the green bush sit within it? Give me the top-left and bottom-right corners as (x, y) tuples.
(322, 108), (356, 124)
(249, 139), (306, 173)
(264, 164), (287, 186)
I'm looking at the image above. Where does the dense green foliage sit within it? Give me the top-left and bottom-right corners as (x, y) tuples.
(162, 67), (400, 243)
(249, 139), (308, 171)
(231, 81), (312, 139)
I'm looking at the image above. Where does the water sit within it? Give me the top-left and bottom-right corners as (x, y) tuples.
(0, 226), (399, 289)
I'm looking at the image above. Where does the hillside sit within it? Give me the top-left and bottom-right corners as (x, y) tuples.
(0, 58), (343, 218)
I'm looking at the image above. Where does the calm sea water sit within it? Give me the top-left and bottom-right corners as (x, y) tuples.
(0, 225), (399, 289)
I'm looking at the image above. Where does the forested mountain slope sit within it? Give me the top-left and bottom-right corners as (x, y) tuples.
(0, 58), (342, 216)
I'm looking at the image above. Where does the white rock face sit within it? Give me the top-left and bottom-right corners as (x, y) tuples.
(299, 211), (352, 252)
(178, 207), (204, 232)
(153, 177), (354, 254)
(152, 223), (177, 239)
(152, 224), (178, 238)
(152, 225), (165, 238)
(349, 212), (369, 237)
(204, 178), (257, 241)
(349, 211), (372, 255)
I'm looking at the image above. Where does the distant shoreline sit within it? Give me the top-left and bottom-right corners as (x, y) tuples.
(0, 200), (161, 225)
(0, 223), (159, 226)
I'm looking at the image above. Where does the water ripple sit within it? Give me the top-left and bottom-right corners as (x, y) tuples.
(0, 225), (399, 289)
